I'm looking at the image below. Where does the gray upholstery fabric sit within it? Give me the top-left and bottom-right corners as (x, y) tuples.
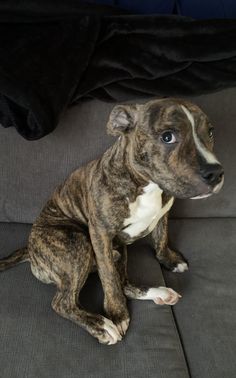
(0, 223), (189, 378)
(1, 88), (236, 224)
(163, 219), (236, 378)
(0, 102), (114, 224)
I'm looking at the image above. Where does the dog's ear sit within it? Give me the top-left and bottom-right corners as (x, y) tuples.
(107, 104), (139, 136)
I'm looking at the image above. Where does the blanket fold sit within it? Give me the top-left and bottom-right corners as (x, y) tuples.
(0, 5), (236, 139)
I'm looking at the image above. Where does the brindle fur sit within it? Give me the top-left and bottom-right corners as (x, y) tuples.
(150, 212), (188, 270)
(0, 98), (223, 344)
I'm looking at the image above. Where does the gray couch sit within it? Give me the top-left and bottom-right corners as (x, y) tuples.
(1, 89), (236, 378)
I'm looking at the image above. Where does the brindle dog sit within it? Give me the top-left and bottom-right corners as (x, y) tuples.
(0, 99), (224, 345)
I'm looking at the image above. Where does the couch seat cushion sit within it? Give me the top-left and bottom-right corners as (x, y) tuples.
(0, 222), (189, 378)
(163, 219), (236, 378)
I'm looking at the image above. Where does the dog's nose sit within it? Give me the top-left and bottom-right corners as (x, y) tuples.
(200, 164), (224, 186)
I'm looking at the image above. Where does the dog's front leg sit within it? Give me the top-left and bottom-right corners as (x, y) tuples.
(114, 245), (181, 306)
(151, 213), (189, 273)
(89, 222), (130, 337)
(124, 283), (181, 305)
(114, 244), (128, 286)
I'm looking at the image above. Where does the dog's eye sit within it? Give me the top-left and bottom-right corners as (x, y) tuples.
(161, 131), (177, 144)
(208, 127), (214, 139)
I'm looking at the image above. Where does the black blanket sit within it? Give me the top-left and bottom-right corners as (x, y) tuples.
(0, 3), (236, 139)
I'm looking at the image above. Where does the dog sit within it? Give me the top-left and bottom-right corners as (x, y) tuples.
(0, 98), (224, 345)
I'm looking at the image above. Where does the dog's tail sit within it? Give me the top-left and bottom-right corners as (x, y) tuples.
(0, 247), (29, 272)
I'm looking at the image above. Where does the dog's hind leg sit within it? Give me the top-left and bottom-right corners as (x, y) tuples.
(52, 287), (122, 345)
(42, 231), (121, 345)
(151, 213), (189, 273)
(51, 264), (122, 345)
(29, 226), (123, 344)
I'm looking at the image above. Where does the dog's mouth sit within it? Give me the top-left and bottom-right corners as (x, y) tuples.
(190, 175), (224, 200)
(190, 192), (212, 200)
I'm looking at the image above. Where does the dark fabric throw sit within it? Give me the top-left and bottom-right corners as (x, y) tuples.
(0, 3), (236, 139)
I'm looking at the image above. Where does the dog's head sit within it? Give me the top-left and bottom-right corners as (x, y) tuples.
(107, 98), (224, 199)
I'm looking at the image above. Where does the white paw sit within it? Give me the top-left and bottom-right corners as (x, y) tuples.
(149, 287), (181, 305)
(116, 318), (130, 336)
(172, 262), (188, 273)
(99, 317), (122, 345)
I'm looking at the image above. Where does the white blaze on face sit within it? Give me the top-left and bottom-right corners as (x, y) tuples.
(181, 105), (219, 165)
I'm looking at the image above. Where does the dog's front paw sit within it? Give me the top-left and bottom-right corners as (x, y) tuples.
(149, 287), (181, 305)
(172, 261), (188, 273)
(157, 248), (189, 273)
(116, 317), (130, 337)
(95, 316), (122, 345)
(104, 299), (130, 337)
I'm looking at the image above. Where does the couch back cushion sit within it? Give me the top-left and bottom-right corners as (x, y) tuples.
(0, 88), (235, 223)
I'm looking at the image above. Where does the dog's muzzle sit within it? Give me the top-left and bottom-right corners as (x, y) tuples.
(200, 163), (224, 187)
(191, 163), (224, 199)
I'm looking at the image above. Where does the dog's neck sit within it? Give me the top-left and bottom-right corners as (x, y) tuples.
(100, 136), (150, 191)
(100, 136), (173, 205)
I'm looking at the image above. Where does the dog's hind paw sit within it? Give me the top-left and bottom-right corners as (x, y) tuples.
(151, 287), (181, 305)
(97, 317), (122, 345)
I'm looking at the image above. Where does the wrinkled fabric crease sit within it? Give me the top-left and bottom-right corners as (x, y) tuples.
(0, 6), (236, 139)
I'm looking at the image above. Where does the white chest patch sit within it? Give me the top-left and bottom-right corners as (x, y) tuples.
(123, 182), (174, 238)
